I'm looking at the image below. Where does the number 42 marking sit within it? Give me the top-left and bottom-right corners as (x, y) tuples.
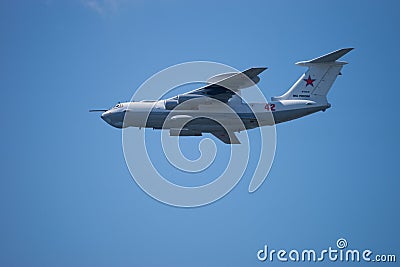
(264, 103), (276, 111)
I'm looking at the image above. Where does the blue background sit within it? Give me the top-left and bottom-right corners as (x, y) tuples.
(1, 0), (399, 266)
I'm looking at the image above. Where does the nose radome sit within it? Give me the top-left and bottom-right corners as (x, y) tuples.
(101, 112), (111, 123)
(100, 111), (124, 128)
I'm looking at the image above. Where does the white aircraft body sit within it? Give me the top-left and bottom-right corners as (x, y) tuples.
(91, 48), (353, 144)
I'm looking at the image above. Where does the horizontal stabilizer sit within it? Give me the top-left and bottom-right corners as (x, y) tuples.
(296, 48), (354, 65)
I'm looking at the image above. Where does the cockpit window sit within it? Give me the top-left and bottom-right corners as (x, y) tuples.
(114, 103), (123, 108)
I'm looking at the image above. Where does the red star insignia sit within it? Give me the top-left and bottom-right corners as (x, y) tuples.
(303, 75), (316, 87)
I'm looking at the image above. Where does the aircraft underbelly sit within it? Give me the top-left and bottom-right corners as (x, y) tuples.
(272, 106), (324, 124)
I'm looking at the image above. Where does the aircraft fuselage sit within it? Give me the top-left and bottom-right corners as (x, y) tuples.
(101, 99), (330, 132)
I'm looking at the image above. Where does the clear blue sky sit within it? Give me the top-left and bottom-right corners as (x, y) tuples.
(1, 0), (399, 266)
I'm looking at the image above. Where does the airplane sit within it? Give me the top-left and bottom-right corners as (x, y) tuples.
(90, 48), (353, 144)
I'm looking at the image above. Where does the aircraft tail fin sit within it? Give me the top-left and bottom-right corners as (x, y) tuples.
(272, 48), (353, 103)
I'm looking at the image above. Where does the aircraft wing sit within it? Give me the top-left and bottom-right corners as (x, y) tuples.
(168, 67), (267, 104)
(210, 130), (241, 144)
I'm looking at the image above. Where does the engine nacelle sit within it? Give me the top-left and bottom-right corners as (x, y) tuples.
(177, 94), (205, 103)
(164, 99), (179, 110)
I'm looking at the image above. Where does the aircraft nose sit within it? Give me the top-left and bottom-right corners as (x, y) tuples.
(101, 111), (124, 128)
(101, 112), (111, 123)
(101, 112), (107, 120)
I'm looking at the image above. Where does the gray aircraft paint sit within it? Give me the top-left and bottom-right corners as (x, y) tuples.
(95, 48), (352, 144)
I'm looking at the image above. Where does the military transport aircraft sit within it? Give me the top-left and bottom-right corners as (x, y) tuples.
(90, 48), (353, 144)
